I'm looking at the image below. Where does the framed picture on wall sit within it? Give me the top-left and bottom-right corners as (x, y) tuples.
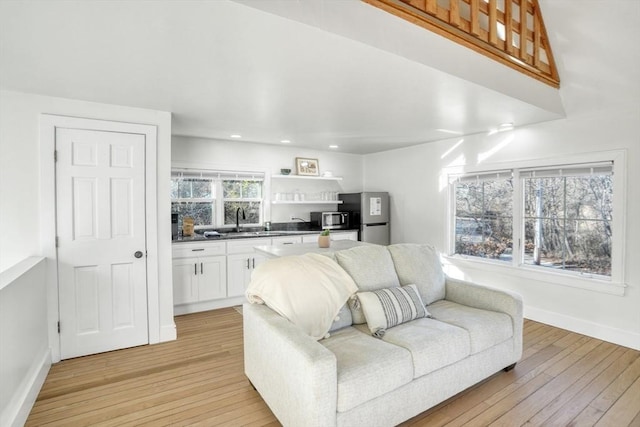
(295, 157), (319, 176)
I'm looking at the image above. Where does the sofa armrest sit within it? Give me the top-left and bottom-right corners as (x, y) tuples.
(444, 277), (524, 360)
(243, 303), (337, 427)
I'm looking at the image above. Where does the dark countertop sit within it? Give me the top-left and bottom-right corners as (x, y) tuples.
(172, 229), (358, 243)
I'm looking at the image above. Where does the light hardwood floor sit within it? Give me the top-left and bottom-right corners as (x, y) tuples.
(27, 308), (640, 426)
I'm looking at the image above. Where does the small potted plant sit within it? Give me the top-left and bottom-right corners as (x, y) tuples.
(318, 229), (331, 248)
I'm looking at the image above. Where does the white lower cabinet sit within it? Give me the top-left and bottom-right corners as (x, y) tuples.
(172, 242), (227, 307)
(226, 238), (268, 298)
(301, 230), (358, 243)
(172, 230), (358, 313)
(331, 231), (358, 241)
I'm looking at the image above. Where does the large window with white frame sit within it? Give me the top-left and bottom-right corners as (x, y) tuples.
(171, 169), (264, 229)
(449, 153), (625, 288)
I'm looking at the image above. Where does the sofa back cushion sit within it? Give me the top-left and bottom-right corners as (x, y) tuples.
(387, 243), (445, 305)
(334, 245), (400, 323)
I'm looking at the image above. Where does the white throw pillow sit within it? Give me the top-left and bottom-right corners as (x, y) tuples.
(246, 253), (358, 340)
(358, 284), (430, 338)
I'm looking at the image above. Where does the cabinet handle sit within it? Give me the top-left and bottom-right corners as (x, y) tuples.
(201, 262), (203, 274)
(194, 263), (197, 275)
(252, 258), (255, 269)
(246, 258), (250, 269)
(283, 242), (293, 245)
(191, 248), (205, 252)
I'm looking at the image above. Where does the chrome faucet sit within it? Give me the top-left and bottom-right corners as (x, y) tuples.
(235, 207), (246, 232)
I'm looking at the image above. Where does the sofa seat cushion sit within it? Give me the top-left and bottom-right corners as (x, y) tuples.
(359, 318), (471, 378)
(320, 326), (413, 412)
(428, 300), (514, 354)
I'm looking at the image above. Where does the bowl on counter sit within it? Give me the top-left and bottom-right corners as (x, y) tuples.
(280, 168), (291, 175)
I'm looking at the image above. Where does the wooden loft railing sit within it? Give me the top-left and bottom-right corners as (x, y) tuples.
(363, 0), (560, 88)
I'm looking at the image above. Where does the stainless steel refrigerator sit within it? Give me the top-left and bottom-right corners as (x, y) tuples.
(339, 192), (390, 245)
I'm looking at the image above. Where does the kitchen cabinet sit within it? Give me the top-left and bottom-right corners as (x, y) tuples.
(271, 235), (302, 245)
(172, 243), (226, 306)
(226, 239), (268, 297)
(300, 230), (358, 243)
(331, 231), (358, 241)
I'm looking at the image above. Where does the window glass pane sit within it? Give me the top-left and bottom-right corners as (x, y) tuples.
(223, 181), (241, 198)
(172, 202), (214, 227)
(224, 201), (261, 225)
(523, 175), (612, 276)
(189, 179), (212, 198)
(223, 180), (262, 198)
(524, 177), (565, 218)
(454, 179), (513, 261)
(565, 176), (613, 220)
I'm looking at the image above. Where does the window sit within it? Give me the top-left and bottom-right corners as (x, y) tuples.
(171, 169), (264, 229)
(521, 165), (613, 276)
(222, 179), (262, 226)
(454, 172), (513, 261)
(450, 157), (621, 285)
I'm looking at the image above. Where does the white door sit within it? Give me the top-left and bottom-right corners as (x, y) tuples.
(56, 127), (148, 359)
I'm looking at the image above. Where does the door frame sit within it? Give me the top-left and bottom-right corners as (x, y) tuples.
(40, 114), (159, 362)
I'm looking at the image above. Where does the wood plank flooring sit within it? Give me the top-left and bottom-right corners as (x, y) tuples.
(27, 308), (640, 426)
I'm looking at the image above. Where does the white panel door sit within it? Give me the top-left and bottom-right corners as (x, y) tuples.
(56, 127), (148, 359)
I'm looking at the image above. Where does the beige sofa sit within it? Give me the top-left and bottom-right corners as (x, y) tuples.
(243, 244), (523, 427)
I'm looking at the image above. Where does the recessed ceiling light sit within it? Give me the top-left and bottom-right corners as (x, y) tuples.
(230, 134), (242, 138)
(329, 145), (339, 149)
(280, 139), (291, 144)
(499, 122), (514, 128)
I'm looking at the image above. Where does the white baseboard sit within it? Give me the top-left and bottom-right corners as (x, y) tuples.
(159, 323), (177, 342)
(1, 348), (51, 427)
(524, 305), (640, 351)
(173, 296), (246, 316)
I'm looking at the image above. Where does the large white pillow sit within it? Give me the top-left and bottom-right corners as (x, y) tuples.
(246, 253), (359, 340)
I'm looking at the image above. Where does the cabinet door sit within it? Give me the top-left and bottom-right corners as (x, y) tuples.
(198, 255), (227, 301)
(227, 253), (253, 297)
(301, 234), (321, 243)
(227, 253), (268, 297)
(172, 257), (199, 304)
(332, 231), (358, 241)
(271, 236), (302, 246)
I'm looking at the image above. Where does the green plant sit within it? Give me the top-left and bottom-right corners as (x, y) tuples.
(320, 229), (330, 236)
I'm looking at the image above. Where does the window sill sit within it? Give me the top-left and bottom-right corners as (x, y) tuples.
(442, 255), (626, 296)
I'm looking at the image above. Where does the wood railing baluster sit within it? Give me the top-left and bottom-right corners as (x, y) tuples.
(365, 0), (559, 87)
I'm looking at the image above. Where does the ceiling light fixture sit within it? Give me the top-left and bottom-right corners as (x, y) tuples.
(329, 145), (339, 149)
(499, 122), (514, 128)
(280, 139), (291, 144)
(230, 134), (242, 138)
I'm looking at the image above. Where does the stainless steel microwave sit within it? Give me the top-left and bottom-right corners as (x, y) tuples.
(310, 211), (349, 230)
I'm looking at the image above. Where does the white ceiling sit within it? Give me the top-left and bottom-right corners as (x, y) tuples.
(0, 0), (570, 154)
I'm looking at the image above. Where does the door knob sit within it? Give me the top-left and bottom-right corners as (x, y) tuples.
(134, 251), (143, 258)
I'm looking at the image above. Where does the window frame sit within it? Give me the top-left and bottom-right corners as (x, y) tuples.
(445, 150), (627, 296)
(171, 165), (267, 230)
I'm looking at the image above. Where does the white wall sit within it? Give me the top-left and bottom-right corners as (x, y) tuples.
(171, 136), (364, 223)
(364, 107), (640, 349)
(0, 90), (175, 343)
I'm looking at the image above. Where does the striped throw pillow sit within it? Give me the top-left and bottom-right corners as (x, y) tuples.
(358, 284), (430, 338)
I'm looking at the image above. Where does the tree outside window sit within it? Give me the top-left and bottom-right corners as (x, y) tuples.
(523, 174), (612, 276)
(222, 180), (262, 225)
(170, 178), (215, 227)
(171, 171), (264, 229)
(451, 162), (615, 279)
(454, 177), (513, 261)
